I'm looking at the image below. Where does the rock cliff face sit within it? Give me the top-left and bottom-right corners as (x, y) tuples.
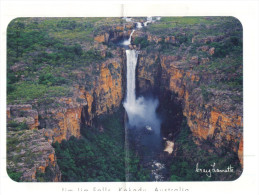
(6, 29), (125, 183)
(6, 20), (127, 182)
(35, 54), (125, 143)
(94, 24), (134, 44)
(130, 18), (243, 178)
(136, 51), (161, 95)
(135, 43), (243, 167)
(91, 57), (124, 115)
(160, 55), (243, 155)
(7, 128), (61, 182)
(7, 105), (39, 130)
(7, 21), (127, 146)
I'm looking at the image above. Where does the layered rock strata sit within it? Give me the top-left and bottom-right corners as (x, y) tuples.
(7, 128), (61, 182)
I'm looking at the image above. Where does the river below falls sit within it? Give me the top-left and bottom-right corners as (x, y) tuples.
(126, 122), (171, 181)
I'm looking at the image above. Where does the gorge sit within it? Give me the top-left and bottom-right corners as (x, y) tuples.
(6, 17), (243, 182)
(123, 30), (165, 181)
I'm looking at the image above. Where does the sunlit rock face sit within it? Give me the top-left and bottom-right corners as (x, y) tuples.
(135, 47), (243, 167)
(36, 55), (124, 143)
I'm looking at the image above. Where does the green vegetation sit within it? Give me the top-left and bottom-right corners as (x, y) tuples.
(7, 169), (22, 182)
(207, 36), (242, 58)
(169, 118), (241, 181)
(35, 166), (56, 182)
(201, 85), (212, 102)
(147, 17), (241, 36)
(195, 55), (242, 93)
(7, 82), (71, 103)
(160, 17), (217, 26)
(53, 108), (149, 181)
(7, 18), (117, 104)
(143, 16), (243, 103)
(7, 120), (29, 131)
(133, 37), (150, 48)
(159, 41), (182, 55)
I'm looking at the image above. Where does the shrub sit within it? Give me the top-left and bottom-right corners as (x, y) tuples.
(201, 86), (211, 102)
(7, 82), (71, 103)
(57, 20), (78, 30)
(39, 73), (56, 85)
(133, 37), (149, 48)
(209, 36), (242, 58)
(7, 169), (22, 182)
(8, 120), (29, 131)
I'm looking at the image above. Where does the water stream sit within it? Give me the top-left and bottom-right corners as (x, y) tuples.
(122, 30), (135, 46)
(123, 18), (168, 181)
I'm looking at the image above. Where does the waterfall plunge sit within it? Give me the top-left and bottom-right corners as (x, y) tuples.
(123, 50), (161, 132)
(124, 50), (138, 108)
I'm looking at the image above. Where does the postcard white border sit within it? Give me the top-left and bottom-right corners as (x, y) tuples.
(1, 1), (259, 195)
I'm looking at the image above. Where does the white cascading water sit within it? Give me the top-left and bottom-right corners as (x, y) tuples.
(144, 16), (153, 26)
(123, 30), (138, 124)
(122, 30), (135, 46)
(136, 22), (142, 29)
(125, 50), (138, 107)
(123, 29), (160, 131)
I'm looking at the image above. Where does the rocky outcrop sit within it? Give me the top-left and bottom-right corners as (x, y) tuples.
(8, 50), (124, 148)
(7, 104), (39, 130)
(79, 56), (124, 126)
(192, 35), (225, 44)
(94, 33), (109, 43)
(132, 16), (243, 166)
(136, 51), (160, 95)
(165, 36), (176, 44)
(94, 24), (134, 44)
(238, 138), (243, 168)
(7, 128), (61, 182)
(94, 58), (124, 114)
(35, 88), (87, 143)
(147, 34), (162, 43)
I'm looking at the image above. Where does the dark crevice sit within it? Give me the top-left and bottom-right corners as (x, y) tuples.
(157, 90), (184, 140)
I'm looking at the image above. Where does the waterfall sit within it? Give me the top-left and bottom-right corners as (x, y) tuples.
(122, 30), (135, 46)
(125, 50), (138, 107)
(147, 16), (153, 22)
(123, 48), (160, 129)
(123, 49), (141, 126)
(136, 22), (142, 29)
(123, 49), (138, 182)
(123, 17), (165, 181)
(123, 26), (160, 129)
(123, 46), (164, 180)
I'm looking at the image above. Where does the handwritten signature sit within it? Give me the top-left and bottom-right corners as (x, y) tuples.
(195, 163), (234, 177)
